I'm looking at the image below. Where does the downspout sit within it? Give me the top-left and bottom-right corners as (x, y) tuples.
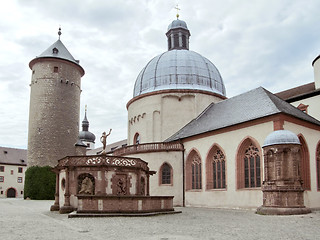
(180, 139), (185, 207)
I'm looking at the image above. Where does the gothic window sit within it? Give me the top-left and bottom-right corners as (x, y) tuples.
(206, 145), (226, 190)
(237, 139), (262, 189)
(299, 135), (311, 190)
(134, 133), (140, 145)
(160, 163), (172, 185)
(186, 150), (202, 190)
(317, 142), (320, 191)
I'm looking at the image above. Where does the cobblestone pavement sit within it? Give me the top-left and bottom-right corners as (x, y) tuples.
(0, 198), (319, 240)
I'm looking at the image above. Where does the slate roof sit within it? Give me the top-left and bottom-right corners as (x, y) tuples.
(166, 87), (320, 142)
(275, 82), (318, 102)
(34, 39), (81, 66)
(0, 147), (27, 166)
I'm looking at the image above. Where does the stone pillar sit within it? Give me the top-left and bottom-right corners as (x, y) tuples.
(50, 172), (60, 211)
(257, 144), (311, 215)
(59, 168), (74, 214)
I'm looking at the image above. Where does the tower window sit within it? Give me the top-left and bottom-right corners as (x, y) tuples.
(54, 66), (59, 73)
(182, 35), (186, 48)
(18, 167), (23, 173)
(168, 37), (172, 50)
(173, 34), (179, 48)
(52, 48), (59, 54)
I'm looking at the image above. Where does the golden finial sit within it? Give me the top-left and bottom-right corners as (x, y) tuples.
(175, 4), (180, 19)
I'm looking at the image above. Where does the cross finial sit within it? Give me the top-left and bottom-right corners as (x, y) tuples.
(58, 27), (62, 40)
(175, 4), (180, 19)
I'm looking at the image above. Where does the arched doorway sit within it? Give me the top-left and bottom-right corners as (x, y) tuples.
(7, 188), (16, 198)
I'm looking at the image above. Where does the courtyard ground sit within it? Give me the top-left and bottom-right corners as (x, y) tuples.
(0, 198), (319, 240)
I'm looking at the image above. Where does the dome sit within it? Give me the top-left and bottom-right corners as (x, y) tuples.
(133, 49), (226, 97)
(167, 19), (188, 31)
(263, 130), (300, 147)
(79, 131), (96, 142)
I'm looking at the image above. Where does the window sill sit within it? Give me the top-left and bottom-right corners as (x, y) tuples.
(206, 188), (227, 192)
(237, 187), (261, 191)
(186, 189), (202, 192)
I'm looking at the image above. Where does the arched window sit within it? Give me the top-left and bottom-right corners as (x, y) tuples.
(298, 135), (311, 190)
(206, 145), (226, 190)
(316, 142), (320, 191)
(186, 150), (202, 190)
(237, 138), (261, 189)
(134, 133), (140, 145)
(160, 163), (172, 185)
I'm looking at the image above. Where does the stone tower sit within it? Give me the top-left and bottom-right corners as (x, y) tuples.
(27, 29), (85, 167)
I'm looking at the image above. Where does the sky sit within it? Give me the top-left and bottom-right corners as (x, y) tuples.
(0, 0), (320, 150)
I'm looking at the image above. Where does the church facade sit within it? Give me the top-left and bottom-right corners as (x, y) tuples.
(112, 17), (320, 209)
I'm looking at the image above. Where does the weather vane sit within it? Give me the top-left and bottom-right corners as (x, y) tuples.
(175, 4), (180, 19)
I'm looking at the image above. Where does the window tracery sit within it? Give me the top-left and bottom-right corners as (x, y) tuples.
(244, 143), (261, 188)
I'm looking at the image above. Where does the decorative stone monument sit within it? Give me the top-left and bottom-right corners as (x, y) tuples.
(51, 132), (179, 217)
(257, 130), (311, 215)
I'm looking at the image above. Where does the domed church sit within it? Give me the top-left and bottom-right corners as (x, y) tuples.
(112, 16), (320, 210)
(27, 16), (320, 211)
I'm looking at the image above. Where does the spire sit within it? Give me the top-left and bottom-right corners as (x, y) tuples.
(82, 105), (89, 131)
(79, 106), (96, 146)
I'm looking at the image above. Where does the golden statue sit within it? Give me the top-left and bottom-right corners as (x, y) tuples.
(100, 129), (112, 154)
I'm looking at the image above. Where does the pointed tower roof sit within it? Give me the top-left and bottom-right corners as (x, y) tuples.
(38, 39), (79, 64)
(29, 28), (84, 75)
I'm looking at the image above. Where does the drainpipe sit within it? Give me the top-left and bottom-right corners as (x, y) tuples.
(180, 139), (185, 207)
